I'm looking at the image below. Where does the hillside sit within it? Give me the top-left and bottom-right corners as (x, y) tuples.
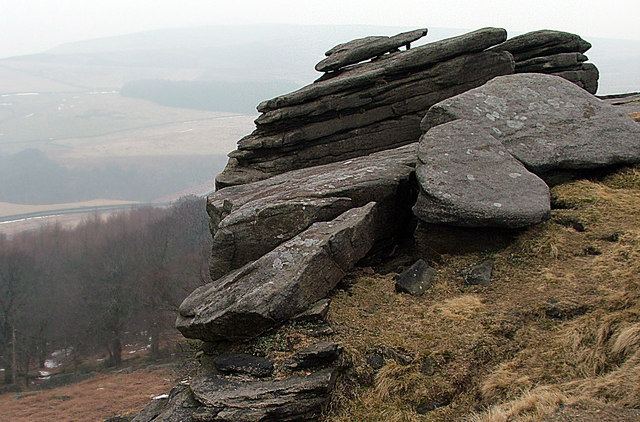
(327, 168), (640, 421)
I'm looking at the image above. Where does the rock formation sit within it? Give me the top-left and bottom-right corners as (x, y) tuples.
(491, 30), (599, 93)
(216, 28), (513, 188)
(132, 27), (640, 421)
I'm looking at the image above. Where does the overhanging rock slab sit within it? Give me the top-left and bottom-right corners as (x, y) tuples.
(178, 202), (385, 341)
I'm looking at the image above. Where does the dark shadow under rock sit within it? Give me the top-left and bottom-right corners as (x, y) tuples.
(213, 353), (274, 378)
(284, 342), (342, 371)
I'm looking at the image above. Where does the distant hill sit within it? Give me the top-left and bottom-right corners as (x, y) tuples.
(2, 24), (638, 98)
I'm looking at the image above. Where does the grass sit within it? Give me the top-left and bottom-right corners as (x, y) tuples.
(324, 166), (640, 421)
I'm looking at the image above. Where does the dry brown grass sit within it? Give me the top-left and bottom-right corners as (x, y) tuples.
(326, 166), (640, 421)
(0, 367), (175, 422)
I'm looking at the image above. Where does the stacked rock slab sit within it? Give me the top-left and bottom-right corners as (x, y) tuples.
(133, 350), (341, 421)
(179, 145), (417, 341)
(491, 30), (599, 94)
(215, 27), (513, 188)
(206, 144), (416, 280)
(413, 73), (640, 232)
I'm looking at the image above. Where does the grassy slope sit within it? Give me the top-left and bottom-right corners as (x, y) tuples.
(0, 367), (174, 422)
(324, 166), (640, 421)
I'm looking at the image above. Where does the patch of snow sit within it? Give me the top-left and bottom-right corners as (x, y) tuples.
(44, 359), (60, 369)
(1, 92), (39, 97)
(152, 394), (169, 400)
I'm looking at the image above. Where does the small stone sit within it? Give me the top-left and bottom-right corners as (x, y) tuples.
(583, 245), (602, 256)
(603, 232), (621, 242)
(366, 351), (385, 370)
(463, 260), (494, 285)
(416, 395), (452, 414)
(419, 356), (437, 376)
(394, 259), (436, 296)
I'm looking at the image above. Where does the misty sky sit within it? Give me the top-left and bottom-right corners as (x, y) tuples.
(1, 0), (639, 58)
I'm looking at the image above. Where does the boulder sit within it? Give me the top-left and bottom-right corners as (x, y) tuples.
(394, 259), (437, 296)
(177, 203), (385, 341)
(413, 120), (550, 228)
(213, 354), (274, 378)
(208, 143), (417, 279)
(316, 28), (428, 72)
(421, 74), (640, 180)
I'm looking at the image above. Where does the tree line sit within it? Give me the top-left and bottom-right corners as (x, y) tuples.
(0, 197), (211, 386)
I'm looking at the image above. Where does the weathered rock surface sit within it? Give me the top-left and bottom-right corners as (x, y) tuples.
(492, 30), (598, 93)
(293, 299), (331, 323)
(491, 30), (591, 62)
(216, 28), (513, 188)
(421, 74), (640, 179)
(284, 342), (342, 370)
(316, 28), (428, 72)
(213, 354), (274, 378)
(178, 203), (385, 341)
(208, 143), (417, 279)
(193, 369), (336, 421)
(134, 368), (338, 422)
(394, 259), (437, 296)
(414, 120), (550, 228)
(515, 52), (587, 73)
(132, 384), (199, 422)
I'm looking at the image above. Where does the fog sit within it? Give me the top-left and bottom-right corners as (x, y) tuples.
(1, 0), (639, 58)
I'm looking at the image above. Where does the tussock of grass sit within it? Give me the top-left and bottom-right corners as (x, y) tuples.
(326, 166), (640, 421)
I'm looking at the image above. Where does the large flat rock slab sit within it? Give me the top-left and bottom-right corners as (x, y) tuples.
(218, 48), (513, 188)
(316, 28), (428, 72)
(413, 120), (550, 228)
(491, 30), (591, 61)
(177, 202), (384, 341)
(189, 368), (336, 421)
(421, 73), (640, 179)
(259, 27), (507, 111)
(208, 144), (417, 279)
